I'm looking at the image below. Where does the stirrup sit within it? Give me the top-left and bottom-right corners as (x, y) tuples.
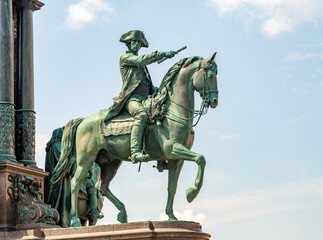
(129, 152), (150, 163)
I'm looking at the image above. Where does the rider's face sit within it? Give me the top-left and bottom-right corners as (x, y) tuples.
(130, 40), (142, 54)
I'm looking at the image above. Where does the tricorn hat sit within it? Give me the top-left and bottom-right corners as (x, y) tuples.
(120, 30), (149, 48)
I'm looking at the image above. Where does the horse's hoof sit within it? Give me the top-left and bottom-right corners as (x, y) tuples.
(168, 217), (178, 221)
(186, 187), (195, 203)
(117, 212), (128, 223)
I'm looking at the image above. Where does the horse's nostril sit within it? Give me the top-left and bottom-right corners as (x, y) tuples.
(212, 98), (218, 105)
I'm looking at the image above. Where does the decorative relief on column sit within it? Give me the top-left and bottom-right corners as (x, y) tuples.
(0, 102), (16, 162)
(7, 174), (59, 226)
(15, 110), (36, 165)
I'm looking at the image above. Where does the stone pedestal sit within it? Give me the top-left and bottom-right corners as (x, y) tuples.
(1, 221), (211, 239)
(0, 162), (59, 231)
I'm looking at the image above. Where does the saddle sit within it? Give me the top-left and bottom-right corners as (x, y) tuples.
(100, 97), (166, 137)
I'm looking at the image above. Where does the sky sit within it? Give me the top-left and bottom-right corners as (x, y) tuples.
(33, 0), (322, 239)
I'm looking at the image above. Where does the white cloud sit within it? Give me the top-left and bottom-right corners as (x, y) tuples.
(285, 114), (309, 124)
(185, 177), (323, 227)
(315, 186), (323, 195)
(159, 209), (206, 225)
(65, 0), (114, 29)
(209, 130), (242, 141)
(208, 0), (323, 36)
(261, 15), (293, 35)
(284, 53), (320, 61)
(219, 133), (242, 141)
(97, 176), (323, 227)
(213, 205), (302, 225)
(291, 87), (310, 95)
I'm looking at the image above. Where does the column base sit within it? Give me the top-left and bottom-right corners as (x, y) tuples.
(0, 154), (17, 163)
(17, 159), (36, 166)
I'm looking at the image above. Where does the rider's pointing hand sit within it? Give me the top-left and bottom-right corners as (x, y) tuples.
(164, 51), (177, 58)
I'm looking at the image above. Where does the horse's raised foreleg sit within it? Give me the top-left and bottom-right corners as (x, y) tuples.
(171, 143), (206, 203)
(100, 160), (127, 223)
(166, 160), (184, 221)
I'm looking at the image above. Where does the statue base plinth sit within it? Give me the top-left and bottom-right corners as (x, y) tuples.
(0, 162), (59, 231)
(1, 221), (211, 239)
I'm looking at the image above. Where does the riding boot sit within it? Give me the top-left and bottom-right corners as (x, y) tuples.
(89, 208), (98, 226)
(84, 177), (98, 226)
(130, 124), (150, 163)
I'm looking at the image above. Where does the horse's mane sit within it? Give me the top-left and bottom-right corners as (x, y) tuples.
(158, 56), (203, 93)
(145, 56), (202, 123)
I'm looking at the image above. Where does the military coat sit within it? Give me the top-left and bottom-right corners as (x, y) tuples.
(101, 51), (164, 122)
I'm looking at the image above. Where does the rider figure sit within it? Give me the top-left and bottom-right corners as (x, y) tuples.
(117, 30), (176, 163)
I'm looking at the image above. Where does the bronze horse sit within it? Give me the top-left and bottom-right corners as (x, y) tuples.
(51, 53), (218, 227)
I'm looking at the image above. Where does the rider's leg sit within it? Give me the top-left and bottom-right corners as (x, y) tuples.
(126, 100), (150, 163)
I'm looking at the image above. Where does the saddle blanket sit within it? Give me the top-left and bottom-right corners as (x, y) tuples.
(101, 113), (134, 137)
(100, 97), (163, 137)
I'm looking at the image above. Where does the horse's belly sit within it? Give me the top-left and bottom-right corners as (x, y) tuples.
(104, 125), (165, 160)
(145, 126), (165, 158)
(105, 135), (131, 161)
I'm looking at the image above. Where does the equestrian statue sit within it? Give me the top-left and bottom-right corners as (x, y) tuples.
(50, 30), (219, 227)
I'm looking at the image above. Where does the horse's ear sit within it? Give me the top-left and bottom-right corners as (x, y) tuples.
(207, 52), (217, 63)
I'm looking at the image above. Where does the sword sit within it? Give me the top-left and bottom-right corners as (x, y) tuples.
(158, 46), (187, 64)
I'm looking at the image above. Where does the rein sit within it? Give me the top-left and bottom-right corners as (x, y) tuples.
(165, 63), (218, 130)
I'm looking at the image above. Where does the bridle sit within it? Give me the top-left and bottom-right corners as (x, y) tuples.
(165, 60), (218, 129)
(192, 63), (218, 126)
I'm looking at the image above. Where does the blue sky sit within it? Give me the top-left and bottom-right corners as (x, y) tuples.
(33, 0), (323, 239)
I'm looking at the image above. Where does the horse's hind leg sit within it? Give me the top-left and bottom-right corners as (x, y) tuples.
(100, 159), (127, 223)
(70, 152), (97, 227)
(166, 160), (184, 221)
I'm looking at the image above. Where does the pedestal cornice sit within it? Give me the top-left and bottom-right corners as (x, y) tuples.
(2, 221), (211, 239)
(0, 161), (48, 178)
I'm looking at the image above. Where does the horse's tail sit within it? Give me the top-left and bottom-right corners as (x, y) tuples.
(50, 118), (84, 190)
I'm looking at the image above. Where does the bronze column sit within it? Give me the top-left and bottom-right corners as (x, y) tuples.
(0, 0), (16, 163)
(14, 0), (42, 166)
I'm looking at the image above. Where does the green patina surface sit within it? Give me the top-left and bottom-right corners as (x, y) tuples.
(45, 127), (103, 227)
(48, 31), (219, 227)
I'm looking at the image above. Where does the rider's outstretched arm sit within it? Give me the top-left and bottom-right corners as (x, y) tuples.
(121, 51), (176, 67)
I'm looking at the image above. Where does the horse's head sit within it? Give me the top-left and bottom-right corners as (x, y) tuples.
(192, 52), (218, 109)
